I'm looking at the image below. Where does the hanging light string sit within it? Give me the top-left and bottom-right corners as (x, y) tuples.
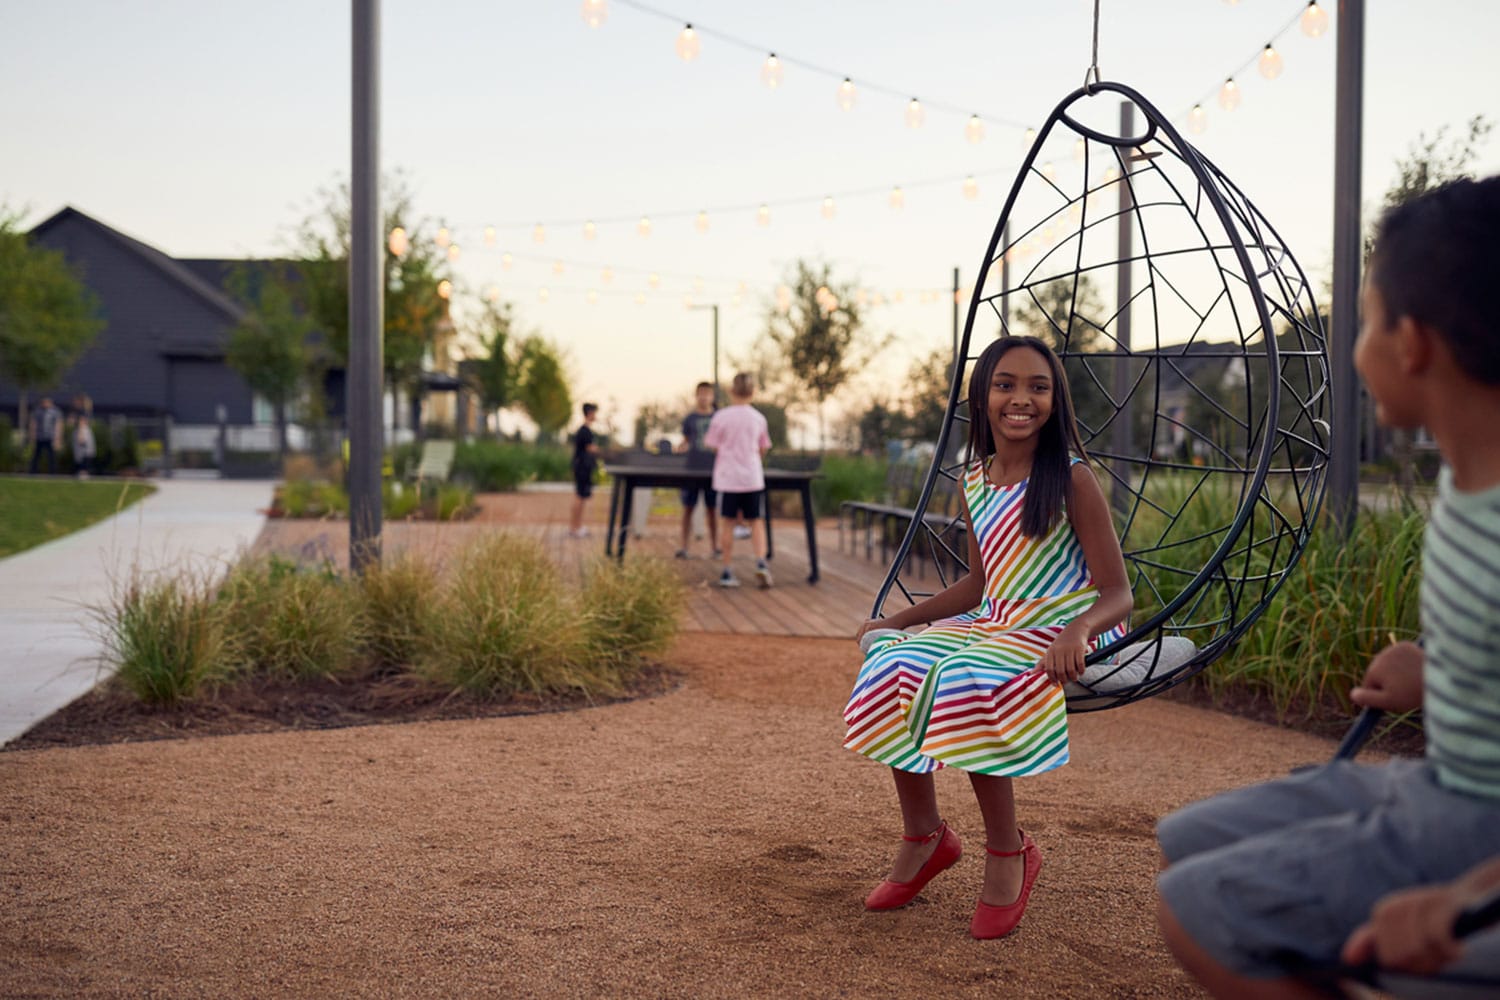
(610, 0), (1031, 130)
(1181, 1), (1327, 129)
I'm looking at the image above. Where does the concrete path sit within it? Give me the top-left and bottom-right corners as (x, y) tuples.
(0, 478), (273, 745)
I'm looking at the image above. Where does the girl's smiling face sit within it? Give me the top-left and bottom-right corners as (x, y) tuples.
(987, 345), (1055, 445)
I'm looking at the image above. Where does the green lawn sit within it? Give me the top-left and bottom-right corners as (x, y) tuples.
(0, 478), (156, 559)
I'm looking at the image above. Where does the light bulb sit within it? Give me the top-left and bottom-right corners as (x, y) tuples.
(760, 53), (783, 89)
(435, 226), (450, 249)
(775, 284), (792, 313)
(1219, 78), (1241, 111)
(580, 0), (607, 29)
(962, 176), (979, 200)
(587, 289), (599, 304)
(532, 223), (546, 244)
(905, 98), (925, 129)
(648, 273), (661, 289)
(483, 225), (496, 246)
(552, 260), (565, 275)
(447, 244), (461, 262)
(1301, 1), (1329, 38)
(1041, 162), (1057, 181)
(538, 287), (549, 303)
(889, 186), (905, 210)
(965, 114), (985, 144)
(736, 280), (747, 294)
(836, 77), (857, 112)
(1189, 104), (1208, 134)
(1074, 138), (1086, 162)
(1258, 45), (1283, 80)
(821, 196), (836, 221)
(856, 288), (869, 306)
(894, 290), (905, 304)
(634, 292), (646, 305)
(683, 295), (694, 309)
(601, 266), (614, 283)
(873, 292), (885, 307)
(1023, 127), (1037, 149)
(485, 285), (500, 302)
(437, 279), (452, 299)
(695, 210), (710, 234)
(637, 216), (652, 237)
(692, 276), (704, 293)
(501, 252), (513, 270)
(387, 226), (408, 257)
(583, 221), (597, 241)
(1104, 166), (1120, 184)
(675, 24), (700, 61)
(756, 204), (771, 226)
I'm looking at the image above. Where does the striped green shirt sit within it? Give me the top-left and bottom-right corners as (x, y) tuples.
(1422, 466), (1500, 800)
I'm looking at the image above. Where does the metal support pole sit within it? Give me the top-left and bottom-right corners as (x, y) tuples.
(1110, 101), (1135, 517)
(1329, 0), (1364, 532)
(349, 0), (384, 573)
(712, 304), (720, 407)
(951, 266), (960, 364)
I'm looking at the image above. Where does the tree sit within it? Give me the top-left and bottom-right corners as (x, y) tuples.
(512, 335), (573, 441)
(469, 301), (515, 435)
(224, 264), (311, 460)
(763, 260), (883, 451)
(903, 347), (953, 445)
(0, 212), (103, 431)
(1011, 274), (1116, 438)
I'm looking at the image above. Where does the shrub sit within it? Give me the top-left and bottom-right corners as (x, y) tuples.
(0, 415), (19, 473)
(358, 555), (439, 669)
(581, 558), (683, 675)
(278, 478), (349, 518)
(98, 573), (229, 705)
(433, 482), (475, 520)
(452, 440), (572, 491)
(811, 454), (889, 517)
(219, 556), (364, 680)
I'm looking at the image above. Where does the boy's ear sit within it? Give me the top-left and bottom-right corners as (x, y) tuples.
(1394, 315), (1435, 375)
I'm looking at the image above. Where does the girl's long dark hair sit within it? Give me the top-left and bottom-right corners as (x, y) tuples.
(964, 336), (1089, 537)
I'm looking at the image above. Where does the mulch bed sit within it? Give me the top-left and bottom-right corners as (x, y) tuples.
(6, 663), (681, 751)
(1168, 681), (1426, 758)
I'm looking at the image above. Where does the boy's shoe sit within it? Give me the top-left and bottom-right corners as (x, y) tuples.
(717, 569), (741, 588)
(711, 549), (723, 560)
(755, 561), (773, 589)
(568, 528), (591, 539)
(674, 549), (691, 560)
(733, 524), (752, 540)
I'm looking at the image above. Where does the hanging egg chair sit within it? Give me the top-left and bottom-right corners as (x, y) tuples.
(871, 80), (1331, 711)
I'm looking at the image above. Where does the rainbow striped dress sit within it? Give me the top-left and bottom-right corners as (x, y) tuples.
(843, 459), (1124, 776)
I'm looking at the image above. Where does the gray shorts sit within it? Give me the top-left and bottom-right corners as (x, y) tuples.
(1157, 758), (1500, 987)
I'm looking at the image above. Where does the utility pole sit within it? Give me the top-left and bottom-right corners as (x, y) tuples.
(349, 0), (384, 573)
(1329, 0), (1365, 531)
(1110, 100), (1135, 518)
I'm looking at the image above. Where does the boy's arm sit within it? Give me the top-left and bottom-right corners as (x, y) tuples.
(1351, 640), (1424, 713)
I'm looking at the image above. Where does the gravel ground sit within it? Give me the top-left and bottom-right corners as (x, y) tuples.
(0, 632), (1349, 999)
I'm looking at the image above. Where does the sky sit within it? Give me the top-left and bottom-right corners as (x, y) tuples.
(4, 0), (1499, 444)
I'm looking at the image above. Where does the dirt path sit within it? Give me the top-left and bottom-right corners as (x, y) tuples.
(0, 631), (1351, 998)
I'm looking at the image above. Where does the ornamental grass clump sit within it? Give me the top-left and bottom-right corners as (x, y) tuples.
(218, 556), (364, 680)
(99, 572), (230, 705)
(358, 555), (439, 670)
(580, 558), (683, 678)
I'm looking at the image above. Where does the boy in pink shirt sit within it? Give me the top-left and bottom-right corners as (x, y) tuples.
(704, 372), (773, 588)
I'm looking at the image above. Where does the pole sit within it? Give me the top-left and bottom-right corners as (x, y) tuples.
(1329, 0), (1364, 532)
(349, 0), (384, 573)
(951, 266), (960, 364)
(1110, 101), (1135, 517)
(712, 304), (720, 407)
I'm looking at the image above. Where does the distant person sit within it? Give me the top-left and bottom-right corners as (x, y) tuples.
(704, 373), (772, 588)
(675, 381), (719, 560)
(27, 397), (62, 475)
(568, 403), (601, 539)
(71, 410), (96, 477)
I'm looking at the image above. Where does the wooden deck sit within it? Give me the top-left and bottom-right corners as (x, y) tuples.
(250, 490), (907, 639)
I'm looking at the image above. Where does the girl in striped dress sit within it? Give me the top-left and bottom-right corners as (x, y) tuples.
(844, 335), (1132, 939)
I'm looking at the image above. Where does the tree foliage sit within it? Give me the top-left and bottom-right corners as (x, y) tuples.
(0, 212), (103, 425)
(469, 300), (515, 423)
(1011, 274), (1116, 437)
(225, 264), (312, 458)
(512, 335), (573, 440)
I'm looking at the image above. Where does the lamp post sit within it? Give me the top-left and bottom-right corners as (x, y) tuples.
(688, 303), (720, 405)
(349, 0), (383, 574)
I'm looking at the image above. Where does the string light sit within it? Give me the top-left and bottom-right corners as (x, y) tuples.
(485, 285), (501, 302)
(836, 77), (857, 112)
(502, 252), (514, 270)
(552, 260), (565, 275)
(1041, 162), (1057, 181)
(1023, 128), (1037, 149)
(648, 272), (661, 289)
(580, 0), (607, 28)
(601, 266), (614, 283)
(637, 216), (652, 237)
(532, 223), (546, 244)
(1301, 1), (1328, 38)
(756, 204), (771, 226)
(435, 226), (450, 249)
(965, 114), (985, 144)
(904, 98), (925, 129)
(1073, 138), (1086, 162)
(682, 295), (694, 309)
(583, 221), (597, 240)
(539, 287), (550, 303)
(587, 289), (599, 304)
(775, 284), (792, 313)
(888, 186), (904, 210)
(634, 292), (646, 305)
(1258, 44), (1283, 80)
(447, 244), (461, 262)
(694, 210), (710, 234)
(675, 23), (700, 61)
(1218, 78), (1241, 111)
(962, 176), (979, 200)
(1189, 104), (1208, 134)
(893, 290), (904, 304)
(387, 227), (408, 257)
(437, 279), (452, 299)
(820, 196), (836, 220)
(760, 53), (783, 89)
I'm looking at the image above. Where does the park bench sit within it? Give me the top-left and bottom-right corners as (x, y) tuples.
(840, 460), (964, 578)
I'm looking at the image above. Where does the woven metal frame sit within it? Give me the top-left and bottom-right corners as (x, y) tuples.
(872, 81), (1331, 711)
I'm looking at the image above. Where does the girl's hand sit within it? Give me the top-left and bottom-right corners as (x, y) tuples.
(1037, 622), (1091, 684)
(855, 618), (886, 644)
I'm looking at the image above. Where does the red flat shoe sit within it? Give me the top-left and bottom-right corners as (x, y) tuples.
(864, 820), (963, 911)
(969, 830), (1043, 939)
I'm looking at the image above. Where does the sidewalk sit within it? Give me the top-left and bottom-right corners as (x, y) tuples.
(0, 478), (273, 746)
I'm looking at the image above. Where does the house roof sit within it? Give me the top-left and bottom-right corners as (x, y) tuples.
(28, 206), (247, 325)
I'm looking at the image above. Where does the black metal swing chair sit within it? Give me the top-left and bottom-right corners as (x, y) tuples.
(871, 80), (1332, 711)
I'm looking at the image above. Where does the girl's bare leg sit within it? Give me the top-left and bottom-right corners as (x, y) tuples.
(969, 773), (1026, 905)
(887, 768), (944, 881)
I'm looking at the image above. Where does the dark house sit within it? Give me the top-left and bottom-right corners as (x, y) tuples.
(0, 207), (258, 427)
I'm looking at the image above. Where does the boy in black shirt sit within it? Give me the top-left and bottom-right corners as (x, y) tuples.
(569, 403), (600, 539)
(676, 381), (719, 559)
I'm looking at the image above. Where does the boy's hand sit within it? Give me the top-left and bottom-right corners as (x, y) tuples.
(1341, 881), (1467, 975)
(1037, 621), (1091, 684)
(1351, 641), (1424, 713)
